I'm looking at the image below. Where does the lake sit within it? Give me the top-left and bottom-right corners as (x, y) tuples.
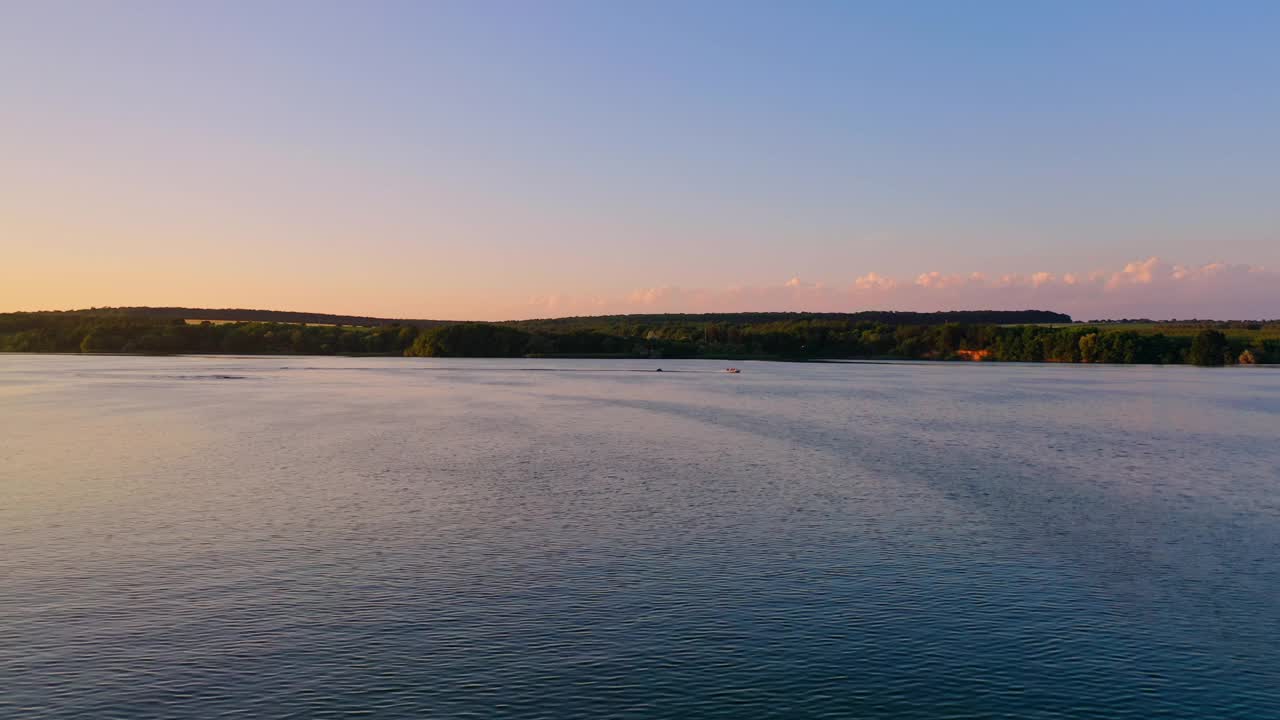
(2, 355), (1278, 719)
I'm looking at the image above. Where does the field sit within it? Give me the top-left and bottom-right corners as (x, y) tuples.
(185, 319), (337, 327)
(1087, 322), (1280, 342)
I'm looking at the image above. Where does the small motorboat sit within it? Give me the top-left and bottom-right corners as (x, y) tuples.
(724, 367), (741, 374)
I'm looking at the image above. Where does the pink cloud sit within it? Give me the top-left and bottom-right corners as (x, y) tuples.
(854, 272), (898, 291)
(512, 258), (1279, 320)
(1107, 257), (1164, 288)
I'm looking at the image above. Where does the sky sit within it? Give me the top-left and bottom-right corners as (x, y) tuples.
(2, 1), (1277, 320)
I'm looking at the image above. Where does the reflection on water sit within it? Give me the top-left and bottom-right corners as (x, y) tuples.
(2, 355), (1278, 719)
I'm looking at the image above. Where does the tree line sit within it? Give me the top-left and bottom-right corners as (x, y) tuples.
(0, 315), (419, 355)
(21, 306), (453, 327)
(2, 311), (1276, 366)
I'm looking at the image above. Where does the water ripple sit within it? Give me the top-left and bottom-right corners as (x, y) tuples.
(1, 356), (1278, 718)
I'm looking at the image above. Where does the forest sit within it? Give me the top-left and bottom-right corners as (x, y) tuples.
(2, 309), (1277, 366)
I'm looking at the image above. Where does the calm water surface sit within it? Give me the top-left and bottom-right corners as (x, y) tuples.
(2, 355), (1279, 719)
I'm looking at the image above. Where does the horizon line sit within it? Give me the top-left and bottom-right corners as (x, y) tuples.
(7, 305), (1279, 325)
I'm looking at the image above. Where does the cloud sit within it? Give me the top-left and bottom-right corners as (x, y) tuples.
(914, 271), (951, 289)
(854, 272), (897, 291)
(512, 258), (1279, 320)
(627, 286), (676, 306)
(1030, 271), (1054, 288)
(1107, 257), (1164, 288)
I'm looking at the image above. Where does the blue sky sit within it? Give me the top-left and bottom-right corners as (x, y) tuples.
(2, 1), (1277, 318)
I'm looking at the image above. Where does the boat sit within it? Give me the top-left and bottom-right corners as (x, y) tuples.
(724, 367), (741, 373)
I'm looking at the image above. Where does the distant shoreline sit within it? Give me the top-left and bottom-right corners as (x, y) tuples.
(4, 350), (1277, 370)
(3, 309), (1276, 367)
